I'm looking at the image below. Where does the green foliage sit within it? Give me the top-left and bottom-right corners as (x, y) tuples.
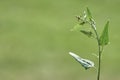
(99, 21), (109, 46)
(86, 8), (96, 30)
(87, 7), (92, 19)
(80, 30), (94, 38)
(70, 24), (81, 31)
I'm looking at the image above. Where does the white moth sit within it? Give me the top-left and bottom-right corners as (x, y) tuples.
(69, 52), (94, 70)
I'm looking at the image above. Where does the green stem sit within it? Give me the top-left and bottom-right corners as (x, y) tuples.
(79, 18), (103, 80)
(90, 22), (103, 80)
(95, 30), (101, 80)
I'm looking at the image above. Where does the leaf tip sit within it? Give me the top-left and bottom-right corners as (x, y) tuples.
(86, 7), (92, 19)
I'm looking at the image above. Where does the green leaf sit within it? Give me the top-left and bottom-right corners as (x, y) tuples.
(80, 21), (86, 25)
(69, 52), (94, 70)
(99, 21), (109, 46)
(86, 7), (92, 19)
(70, 24), (81, 31)
(80, 30), (94, 38)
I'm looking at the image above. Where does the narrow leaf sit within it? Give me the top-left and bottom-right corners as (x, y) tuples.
(80, 21), (86, 25)
(80, 30), (94, 38)
(86, 7), (92, 19)
(69, 52), (94, 70)
(99, 21), (109, 46)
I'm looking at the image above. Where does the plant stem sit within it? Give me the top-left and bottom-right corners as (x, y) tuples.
(94, 30), (101, 80)
(90, 22), (103, 80)
(80, 18), (103, 80)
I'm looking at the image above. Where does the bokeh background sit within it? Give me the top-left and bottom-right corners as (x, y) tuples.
(0, 0), (120, 80)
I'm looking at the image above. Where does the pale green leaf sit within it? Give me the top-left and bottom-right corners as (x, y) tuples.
(70, 24), (81, 31)
(69, 52), (94, 70)
(99, 21), (109, 46)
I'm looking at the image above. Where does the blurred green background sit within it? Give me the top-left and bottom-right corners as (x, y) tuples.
(0, 0), (120, 80)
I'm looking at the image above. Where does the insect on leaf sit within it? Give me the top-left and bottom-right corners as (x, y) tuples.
(69, 52), (94, 70)
(99, 21), (109, 46)
(86, 7), (92, 19)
